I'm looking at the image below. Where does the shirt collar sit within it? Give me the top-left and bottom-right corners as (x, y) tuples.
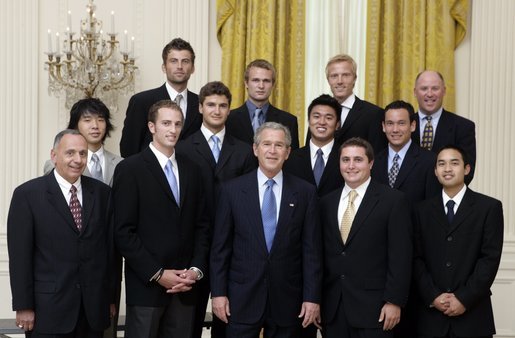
(165, 82), (188, 101)
(88, 146), (105, 163)
(340, 94), (356, 109)
(388, 139), (412, 161)
(418, 107), (443, 120)
(246, 100), (270, 115)
(442, 184), (467, 208)
(257, 167), (283, 187)
(53, 168), (82, 191)
(309, 139), (334, 160)
(343, 176), (371, 198)
(200, 124), (226, 145)
(149, 142), (177, 169)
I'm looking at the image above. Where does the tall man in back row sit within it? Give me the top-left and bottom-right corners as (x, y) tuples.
(226, 59), (300, 149)
(120, 38), (202, 157)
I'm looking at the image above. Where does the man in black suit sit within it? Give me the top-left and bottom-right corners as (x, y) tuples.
(320, 137), (412, 338)
(307, 54), (386, 153)
(176, 81), (257, 338)
(284, 94), (344, 198)
(120, 38), (202, 157)
(372, 100), (440, 202)
(210, 122), (322, 338)
(113, 100), (210, 338)
(226, 59), (299, 149)
(8, 129), (113, 337)
(412, 70), (476, 183)
(414, 145), (503, 338)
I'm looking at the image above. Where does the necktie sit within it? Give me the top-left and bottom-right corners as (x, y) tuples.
(69, 185), (83, 231)
(175, 93), (183, 106)
(164, 160), (180, 204)
(388, 153), (400, 188)
(340, 190), (357, 244)
(90, 153), (103, 182)
(252, 108), (263, 132)
(210, 135), (220, 162)
(446, 200), (455, 224)
(262, 179), (277, 252)
(313, 148), (325, 186)
(421, 116), (433, 150)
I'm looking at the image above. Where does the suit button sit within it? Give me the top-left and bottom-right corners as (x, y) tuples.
(446, 262), (452, 267)
(340, 275), (345, 279)
(446, 288), (451, 292)
(447, 236), (453, 241)
(75, 283), (81, 289)
(341, 251), (346, 256)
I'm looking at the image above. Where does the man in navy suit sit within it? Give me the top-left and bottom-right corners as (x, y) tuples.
(8, 129), (113, 337)
(226, 59), (299, 149)
(414, 145), (503, 338)
(120, 38), (202, 157)
(176, 81), (257, 338)
(210, 122), (322, 338)
(284, 94), (344, 198)
(320, 137), (412, 338)
(412, 70), (476, 183)
(372, 100), (440, 202)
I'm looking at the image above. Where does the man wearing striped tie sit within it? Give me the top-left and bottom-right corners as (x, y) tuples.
(320, 137), (412, 338)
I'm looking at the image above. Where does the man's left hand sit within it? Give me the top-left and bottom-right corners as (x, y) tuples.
(298, 302), (321, 329)
(378, 303), (401, 331)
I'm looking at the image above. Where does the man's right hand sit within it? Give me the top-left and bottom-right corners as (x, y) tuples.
(212, 296), (231, 323)
(16, 309), (35, 331)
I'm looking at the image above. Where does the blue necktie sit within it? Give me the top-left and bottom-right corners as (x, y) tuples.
(165, 160), (179, 204)
(313, 148), (324, 186)
(262, 179), (277, 252)
(211, 135), (220, 162)
(446, 200), (455, 224)
(91, 153), (103, 182)
(252, 108), (263, 132)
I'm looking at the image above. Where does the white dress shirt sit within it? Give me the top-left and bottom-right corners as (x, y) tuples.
(337, 177), (371, 229)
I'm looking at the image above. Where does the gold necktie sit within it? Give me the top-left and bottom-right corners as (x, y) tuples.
(340, 190), (357, 244)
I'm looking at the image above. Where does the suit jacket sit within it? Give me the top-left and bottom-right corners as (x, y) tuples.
(371, 142), (441, 202)
(320, 181), (412, 328)
(43, 149), (123, 186)
(413, 189), (503, 337)
(119, 84), (202, 157)
(112, 147), (210, 306)
(306, 97), (387, 153)
(226, 103), (300, 149)
(412, 109), (476, 183)
(176, 130), (257, 221)
(210, 170), (322, 326)
(7, 174), (112, 334)
(283, 142), (344, 197)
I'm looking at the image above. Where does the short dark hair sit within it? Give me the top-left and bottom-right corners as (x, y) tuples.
(436, 145), (470, 167)
(148, 100), (183, 124)
(244, 59), (276, 84)
(67, 98), (114, 142)
(307, 94), (341, 121)
(53, 129), (84, 149)
(199, 81), (232, 106)
(383, 100), (415, 122)
(340, 137), (374, 162)
(162, 38), (195, 65)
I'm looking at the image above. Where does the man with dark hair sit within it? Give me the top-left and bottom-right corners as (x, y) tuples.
(177, 81), (257, 338)
(120, 37), (201, 157)
(44, 98), (122, 186)
(284, 94), (344, 198)
(8, 129), (113, 337)
(113, 100), (210, 338)
(412, 70), (476, 183)
(226, 59), (299, 149)
(320, 137), (412, 338)
(414, 145), (503, 338)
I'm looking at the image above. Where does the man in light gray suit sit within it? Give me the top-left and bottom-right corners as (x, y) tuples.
(43, 98), (122, 338)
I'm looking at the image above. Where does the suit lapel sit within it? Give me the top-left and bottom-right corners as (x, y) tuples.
(45, 174), (80, 233)
(80, 178), (95, 234)
(432, 110), (453, 151)
(183, 90), (199, 135)
(429, 195), (448, 231)
(394, 143), (418, 189)
(373, 149), (389, 184)
(448, 189), (475, 234)
(328, 188), (345, 247)
(319, 143), (339, 190)
(340, 97), (363, 135)
(142, 148), (176, 204)
(270, 175), (297, 255)
(192, 132), (217, 169)
(215, 136), (235, 176)
(346, 182), (380, 245)
(298, 146), (316, 185)
(413, 113), (421, 145)
(236, 105), (255, 141)
(104, 150), (116, 185)
(244, 173), (269, 254)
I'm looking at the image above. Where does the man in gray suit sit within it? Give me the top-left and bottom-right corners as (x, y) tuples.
(44, 98), (123, 186)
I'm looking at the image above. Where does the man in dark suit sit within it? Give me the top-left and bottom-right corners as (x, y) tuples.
(8, 129), (113, 337)
(414, 145), (503, 338)
(210, 122), (322, 338)
(307, 54), (386, 153)
(176, 81), (257, 338)
(113, 100), (210, 338)
(225, 59), (299, 149)
(320, 137), (412, 338)
(412, 70), (476, 183)
(119, 38), (202, 157)
(372, 100), (440, 202)
(284, 94), (344, 198)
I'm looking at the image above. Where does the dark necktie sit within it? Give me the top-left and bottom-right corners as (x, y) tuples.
(69, 185), (82, 231)
(388, 153), (400, 188)
(262, 179), (277, 252)
(446, 200), (455, 223)
(313, 148), (325, 186)
(421, 116), (433, 150)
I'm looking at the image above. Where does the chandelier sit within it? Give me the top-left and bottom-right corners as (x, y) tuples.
(44, 0), (138, 110)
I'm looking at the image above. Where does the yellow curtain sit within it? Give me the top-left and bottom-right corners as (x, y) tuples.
(365, 0), (468, 111)
(216, 0), (306, 144)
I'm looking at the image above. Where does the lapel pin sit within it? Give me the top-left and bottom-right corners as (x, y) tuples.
(289, 203), (294, 207)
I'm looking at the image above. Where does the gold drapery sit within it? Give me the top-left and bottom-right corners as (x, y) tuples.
(216, 0), (305, 144)
(365, 0), (468, 111)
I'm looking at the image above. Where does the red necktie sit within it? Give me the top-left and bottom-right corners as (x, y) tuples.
(69, 185), (83, 231)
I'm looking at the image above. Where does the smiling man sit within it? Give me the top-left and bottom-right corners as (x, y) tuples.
(211, 122), (321, 338)
(120, 38), (202, 157)
(226, 59), (299, 149)
(320, 137), (412, 338)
